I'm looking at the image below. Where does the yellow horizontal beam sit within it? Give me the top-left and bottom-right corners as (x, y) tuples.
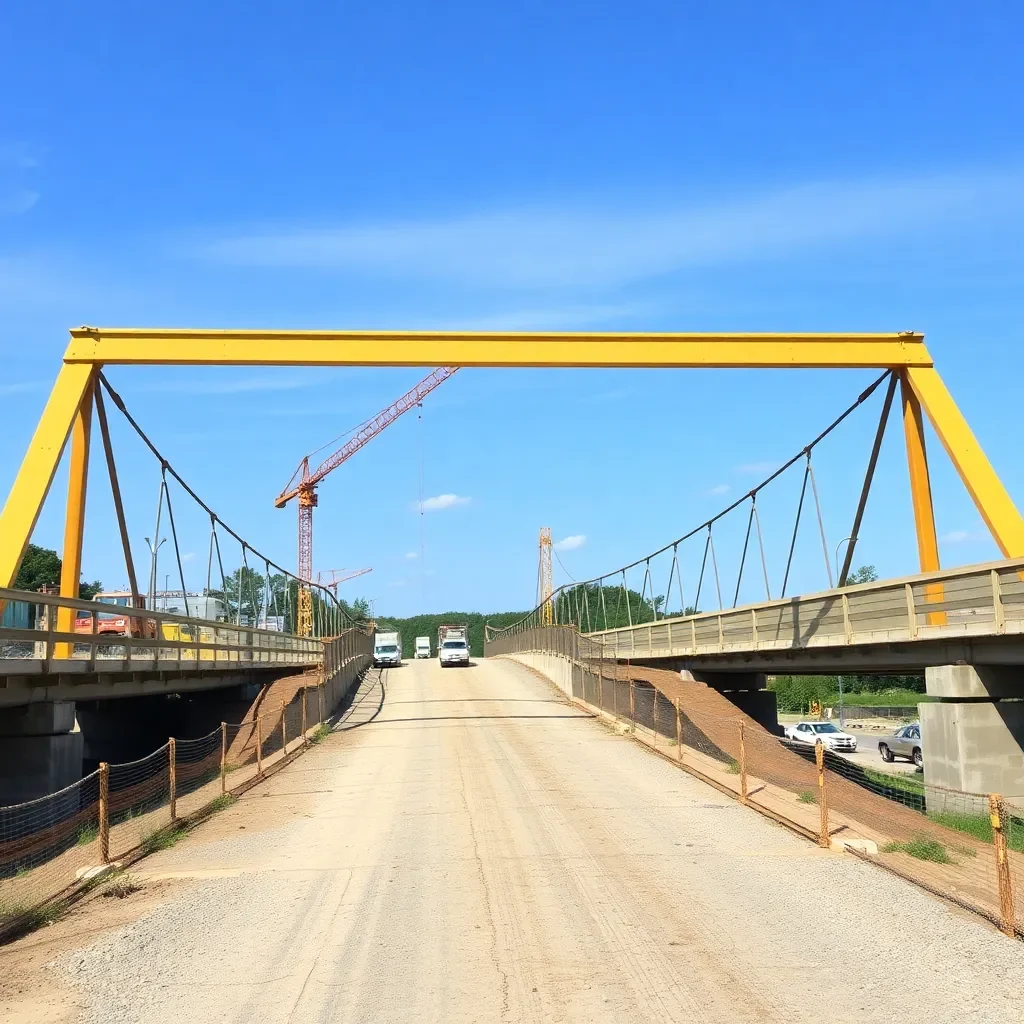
(64, 327), (932, 369)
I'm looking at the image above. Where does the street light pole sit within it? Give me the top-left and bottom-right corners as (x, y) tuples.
(144, 536), (166, 610)
(835, 536), (852, 587)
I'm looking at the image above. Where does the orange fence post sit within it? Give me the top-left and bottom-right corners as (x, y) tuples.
(98, 762), (110, 863)
(281, 700), (287, 753)
(256, 715), (263, 775)
(814, 740), (829, 848)
(989, 794), (1017, 938)
(739, 721), (748, 805)
(675, 699), (682, 763)
(220, 722), (227, 796)
(168, 737), (177, 821)
(301, 687), (308, 744)
(629, 680), (635, 732)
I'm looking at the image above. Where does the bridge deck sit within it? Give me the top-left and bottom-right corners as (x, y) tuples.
(7, 658), (1022, 1022)
(585, 558), (1024, 672)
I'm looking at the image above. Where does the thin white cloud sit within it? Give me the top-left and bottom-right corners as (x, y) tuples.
(136, 376), (318, 396)
(554, 534), (586, 552)
(417, 494), (471, 512)
(181, 552), (196, 563)
(405, 551), (419, 560)
(940, 529), (984, 544)
(197, 167), (1024, 288)
(705, 484), (730, 497)
(736, 461), (776, 475)
(0, 189), (40, 215)
(0, 380), (46, 396)
(0, 143), (40, 169)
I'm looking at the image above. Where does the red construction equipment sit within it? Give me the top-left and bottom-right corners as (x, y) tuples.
(275, 367), (457, 634)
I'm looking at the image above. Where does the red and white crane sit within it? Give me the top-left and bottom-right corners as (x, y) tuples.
(275, 366), (457, 634)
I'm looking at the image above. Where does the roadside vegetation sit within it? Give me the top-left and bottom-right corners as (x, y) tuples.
(883, 837), (953, 864)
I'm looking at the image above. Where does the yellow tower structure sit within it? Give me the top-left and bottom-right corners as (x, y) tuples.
(538, 527), (553, 625)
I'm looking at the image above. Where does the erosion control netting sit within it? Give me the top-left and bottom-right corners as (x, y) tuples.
(585, 658), (1016, 932)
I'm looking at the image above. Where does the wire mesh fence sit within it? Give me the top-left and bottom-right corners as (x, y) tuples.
(487, 626), (1024, 940)
(0, 634), (372, 939)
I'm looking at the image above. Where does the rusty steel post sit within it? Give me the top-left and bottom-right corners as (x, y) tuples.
(989, 794), (1017, 938)
(98, 762), (110, 864)
(220, 722), (227, 796)
(675, 699), (682, 762)
(301, 687), (308, 744)
(739, 720), (748, 805)
(629, 679), (636, 733)
(815, 740), (829, 848)
(281, 700), (287, 753)
(168, 737), (177, 821)
(256, 715), (263, 775)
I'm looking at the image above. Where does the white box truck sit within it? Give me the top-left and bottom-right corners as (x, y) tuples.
(438, 624), (470, 667)
(373, 630), (402, 667)
(414, 636), (431, 659)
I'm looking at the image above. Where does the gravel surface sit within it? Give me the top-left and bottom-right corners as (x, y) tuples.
(37, 658), (1024, 1023)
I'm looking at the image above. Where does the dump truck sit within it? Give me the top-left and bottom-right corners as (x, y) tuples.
(438, 623), (470, 667)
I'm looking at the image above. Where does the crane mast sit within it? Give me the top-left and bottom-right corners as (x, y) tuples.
(538, 527), (553, 626)
(276, 367), (458, 635)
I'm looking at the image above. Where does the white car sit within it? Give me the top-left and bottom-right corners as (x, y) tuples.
(784, 721), (857, 752)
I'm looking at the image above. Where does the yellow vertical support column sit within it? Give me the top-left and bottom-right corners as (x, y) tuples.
(55, 375), (96, 657)
(900, 371), (940, 574)
(905, 366), (1024, 558)
(900, 372), (945, 626)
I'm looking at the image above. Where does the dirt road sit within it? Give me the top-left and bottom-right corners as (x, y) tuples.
(5, 658), (1024, 1023)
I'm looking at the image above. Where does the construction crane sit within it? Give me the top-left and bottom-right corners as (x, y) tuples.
(538, 527), (553, 625)
(317, 567), (372, 595)
(275, 366), (458, 635)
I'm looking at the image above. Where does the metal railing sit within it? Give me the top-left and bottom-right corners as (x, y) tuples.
(563, 559), (1024, 659)
(0, 587), (325, 673)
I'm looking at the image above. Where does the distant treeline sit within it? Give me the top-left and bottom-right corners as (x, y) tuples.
(372, 611), (531, 658)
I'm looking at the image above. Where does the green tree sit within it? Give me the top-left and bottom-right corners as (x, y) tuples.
(14, 544), (102, 598)
(847, 565), (878, 585)
(14, 544), (61, 591)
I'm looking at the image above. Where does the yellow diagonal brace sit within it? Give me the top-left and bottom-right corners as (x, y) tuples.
(0, 362), (95, 588)
(906, 366), (1024, 558)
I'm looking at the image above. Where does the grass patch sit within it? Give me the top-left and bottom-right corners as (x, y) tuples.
(102, 872), (142, 899)
(820, 690), (934, 708)
(725, 759), (740, 775)
(927, 811), (1024, 854)
(140, 825), (186, 856)
(0, 898), (67, 930)
(207, 793), (236, 813)
(798, 790), (817, 804)
(863, 767), (925, 797)
(309, 723), (331, 745)
(76, 823), (99, 846)
(883, 837), (953, 864)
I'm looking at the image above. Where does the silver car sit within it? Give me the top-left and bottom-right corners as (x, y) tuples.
(879, 723), (923, 767)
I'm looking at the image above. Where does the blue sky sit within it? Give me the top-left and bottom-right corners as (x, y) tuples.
(2, 1), (1023, 616)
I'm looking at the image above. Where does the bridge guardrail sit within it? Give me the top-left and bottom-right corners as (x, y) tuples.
(487, 624), (1024, 940)
(0, 587), (324, 672)
(581, 558), (1024, 659)
(0, 626), (372, 941)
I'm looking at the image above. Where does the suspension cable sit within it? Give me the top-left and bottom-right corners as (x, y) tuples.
(492, 371), (890, 636)
(97, 373), (353, 627)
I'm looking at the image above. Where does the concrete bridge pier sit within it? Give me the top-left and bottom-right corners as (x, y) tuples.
(920, 664), (1024, 805)
(677, 669), (780, 734)
(0, 701), (83, 805)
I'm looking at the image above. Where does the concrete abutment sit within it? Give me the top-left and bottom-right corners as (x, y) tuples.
(0, 701), (83, 804)
(922, 664), (1024, 803)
